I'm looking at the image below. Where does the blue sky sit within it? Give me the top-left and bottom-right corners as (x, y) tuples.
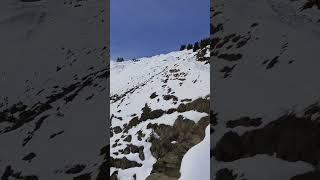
(111, 0), (210, 60)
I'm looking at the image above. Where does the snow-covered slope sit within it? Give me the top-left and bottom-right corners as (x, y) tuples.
(0, 0), (108, 179)
(110, 48), (210, 180)
(211, 0), (320, 179)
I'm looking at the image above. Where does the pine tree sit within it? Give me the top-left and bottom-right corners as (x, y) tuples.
(116, 57), (124, 62)
(200, 38), (210, 49)
(187, 44), (193, 50)
(193, 42), (200, 52)
(180, 44), (186, 51)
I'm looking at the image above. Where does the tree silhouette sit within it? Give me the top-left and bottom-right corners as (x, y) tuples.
(193, 42), (200, 52)
(187, 44), (193, 50)
(116, 57), (124, 62)
(180, 45), (186, 51)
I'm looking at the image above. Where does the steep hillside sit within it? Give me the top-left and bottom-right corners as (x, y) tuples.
(0, 0), (109, 179)
(110, 47), (210, 180)
(211, 0), (320, 179)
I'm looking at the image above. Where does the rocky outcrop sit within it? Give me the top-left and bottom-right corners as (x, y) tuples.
(214, 112), (320, 165)
(146, 115), (209, 179)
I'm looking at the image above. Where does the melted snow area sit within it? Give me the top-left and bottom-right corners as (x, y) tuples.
(211, 0), (320, 179)
(110, 49), (210, 180)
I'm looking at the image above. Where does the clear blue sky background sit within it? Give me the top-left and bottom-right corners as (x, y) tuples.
(111, 0), (210, 60)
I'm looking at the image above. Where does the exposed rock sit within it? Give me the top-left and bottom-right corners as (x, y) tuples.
(65, 164), (86, 174)
(123, 135), (132, 142)
(291, 170), (320, 180)
(110, 157), (142, 169)
(146, 173), (177, 180)
(217, 53), (243, 61)
(24, 176), (39, 180)
(226, 117), (262, 128)
(123, 147), (130, 155)
(113, 126), (122, 134)
(129, 144), (139, 153)
(213, 113), (320, 165)
(147, 114), (209, 178)
(163, 95), (178, 101)
(150, 92), (158, 99)
(215, 168), (237, 180)
(177, 98), (209, 113)
(138, 146), (145, 161)
(110, 171), (118, 180)
(73, 173), (91, 180)
(137, 130), (145, 141)
(125, 105), (165, 132)
(22, 152), (36, 162)
(166, 108), (176, 114)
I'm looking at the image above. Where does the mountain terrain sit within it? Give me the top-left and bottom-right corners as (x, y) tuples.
(110, 46), (210, 180)
(0, 0), (109, 179)
(211, 0), (320, 179)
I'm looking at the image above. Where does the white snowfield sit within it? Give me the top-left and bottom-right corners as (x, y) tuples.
(110, 49), (210, 180)
(212, 0), (320, 179)
(179, 125), (210, 180)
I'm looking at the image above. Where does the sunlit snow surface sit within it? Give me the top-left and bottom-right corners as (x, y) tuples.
(110, 49), (210, 179)
(179, 125), (210, 180)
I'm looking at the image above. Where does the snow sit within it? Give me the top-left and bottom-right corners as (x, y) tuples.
(116, 142), (156, 180)
(213, 155), (314, 180)
(110, 48), (210, 179)
(179, 125), (210, 180)
(0, 0), (108, 179)
(211, 0), (320, 179)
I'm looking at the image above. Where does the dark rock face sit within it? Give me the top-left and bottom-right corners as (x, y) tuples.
(265, 56), (279, 69)
(73, 173), (91, 180)
(1, 166), (39, 180)
(65, 164), (86, 174)
(137, 130), (145, 141)
(110, 171), (119, 180)
(301, 0), (320, 11)
(110, 157), (142, 169)
(0, 66), (109, 148)
(113, 126), (122, 134)
(124, 117), (139, 132)
(24, 176), (39, 180)
(150, 92), (158, 99)
(213, 113), (320, 165)
(291, 170), (320, 180)
(215, 168), (237, 180)
(166, 108), (177, 114)
(49, 130), (65, 139)
(211, 111), (218, 126)
(226, 117), (262, 128)
(163, 95), (178, 101)
(123, 135), (132, 142)
(146, 173), (177, 180)
(22, 152), (36, 162)
(196, 47), (210, 63)
(96, 144), (109, 180)
(146, 115), (210, 179)
(217, 53), (243, 61)
(138, 146), (145, 161)
(220, 65), (236, 78)
(177, 98), (210, 113)
(124, 104), (165, 132)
